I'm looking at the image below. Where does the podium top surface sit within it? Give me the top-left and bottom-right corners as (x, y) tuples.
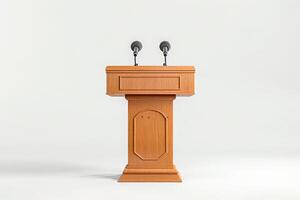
(106, 66), (195, 72)
(106, 66), (195, 96)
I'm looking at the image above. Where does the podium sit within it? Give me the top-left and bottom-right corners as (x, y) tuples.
(106, 66), (195, 182)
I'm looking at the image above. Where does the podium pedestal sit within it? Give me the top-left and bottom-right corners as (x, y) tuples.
(119, 95), (181, 182)
(106, 66), (195, 182)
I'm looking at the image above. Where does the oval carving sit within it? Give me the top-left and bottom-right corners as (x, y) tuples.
(133, 110), (168, 161)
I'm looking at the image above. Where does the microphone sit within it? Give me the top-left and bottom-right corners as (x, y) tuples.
(159, 41), (171, 66)
(131, 41), (142, 66)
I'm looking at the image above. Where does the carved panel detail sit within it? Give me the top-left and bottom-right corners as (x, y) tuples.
(119, 76), (181, 91)
(133, 110), (168, 161)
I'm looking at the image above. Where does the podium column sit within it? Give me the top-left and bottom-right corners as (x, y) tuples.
(118, 95), (182, 182)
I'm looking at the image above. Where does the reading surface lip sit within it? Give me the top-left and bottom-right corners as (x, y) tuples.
(106, 66), (195, 72)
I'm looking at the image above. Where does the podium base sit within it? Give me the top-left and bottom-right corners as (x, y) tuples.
(118, 166), (182, 182)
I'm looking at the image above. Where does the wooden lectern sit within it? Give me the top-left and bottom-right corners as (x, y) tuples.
(106, 66), (195, 182)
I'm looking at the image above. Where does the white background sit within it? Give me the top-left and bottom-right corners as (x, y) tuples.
(0, 0), (299, 199)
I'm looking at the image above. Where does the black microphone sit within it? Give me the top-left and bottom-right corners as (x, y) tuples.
(159, 41), (171, 66)
(131, 41), (142, 66)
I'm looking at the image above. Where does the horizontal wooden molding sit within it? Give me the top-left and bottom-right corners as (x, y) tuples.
(106, 66), (195, 72)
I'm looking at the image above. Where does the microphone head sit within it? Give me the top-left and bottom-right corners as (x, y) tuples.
(131, 41), (143, 52)
(159, 41), (171, 52)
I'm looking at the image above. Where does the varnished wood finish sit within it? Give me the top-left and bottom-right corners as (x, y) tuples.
(105, 66), (195, 182)
(118, 95), (181, 182)
(119, 172), (182, 182)
(106, 66), (195, 96)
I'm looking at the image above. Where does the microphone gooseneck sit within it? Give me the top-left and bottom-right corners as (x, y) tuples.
(130, 41), (143, 66)
(159, 41), (171, 66)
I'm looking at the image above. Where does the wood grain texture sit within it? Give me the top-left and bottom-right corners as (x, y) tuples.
(106, 66), (195, 72)
(120, 76), (180, 90)
(133, 110), (168, 161)
(118, 173), (182, 182)
(105, 66), (195, 182)
(117, 95), (181, 182)
(106, 66), (195, 96)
